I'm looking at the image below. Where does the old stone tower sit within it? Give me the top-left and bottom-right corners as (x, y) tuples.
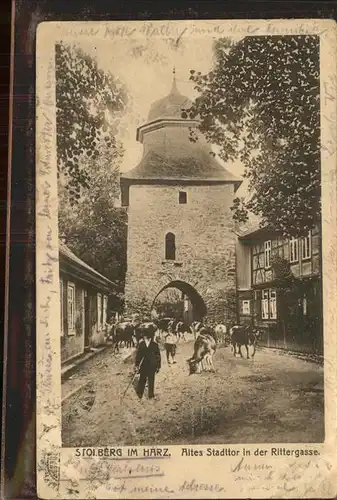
(120, 74), (242, 324)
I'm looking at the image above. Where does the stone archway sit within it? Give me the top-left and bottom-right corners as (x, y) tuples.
(151, 280), (207, 324)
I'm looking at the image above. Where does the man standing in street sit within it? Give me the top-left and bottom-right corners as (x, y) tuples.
(134, 323), (161, 400)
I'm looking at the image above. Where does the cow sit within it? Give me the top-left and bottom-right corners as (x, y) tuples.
(204, 325), (218, 343)
(129, 317), (143, 345)
(133, 323), (143, 345)
(190, 321), (204, 340)
(137, 321), (158, 340)
(112, 321), (135, 353)
(195, 323), (218, 343)
(175, 321), (190, 341)
(106, 320), (115, 342)
(157, 317), (171, 329)
(214, 323), (227, 344)
(166, 318), (178, 333)
(170, 318), (179, 330)
(156, 317), (174, 340)
(187, 329), (217, 374)
(230, 325), (259, 359)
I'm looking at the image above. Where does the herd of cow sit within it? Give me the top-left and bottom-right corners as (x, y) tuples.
(106, 316), (261, 375)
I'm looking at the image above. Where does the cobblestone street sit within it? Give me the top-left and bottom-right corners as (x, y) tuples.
(62, 336), (324, 447)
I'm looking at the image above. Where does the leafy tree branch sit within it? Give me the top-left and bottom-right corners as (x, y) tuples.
(187, 35), (320, 236)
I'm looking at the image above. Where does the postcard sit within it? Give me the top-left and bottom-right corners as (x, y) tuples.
(36, 19), (337, 498)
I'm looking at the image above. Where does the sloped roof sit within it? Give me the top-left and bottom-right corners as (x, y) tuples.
(121, 149), (241, 185)
(121, 75), (242, 197)
(59, 241), (116, 287)
(235, 221), (261, 238)
(236, 222), (282, 241)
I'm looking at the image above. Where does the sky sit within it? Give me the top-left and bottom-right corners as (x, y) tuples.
(73, 32), (247, 197)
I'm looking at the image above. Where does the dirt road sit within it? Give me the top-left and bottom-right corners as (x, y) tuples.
(62, 336), (324, 446)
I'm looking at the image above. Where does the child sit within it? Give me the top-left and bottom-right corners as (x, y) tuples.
(164, 327), (178, 365)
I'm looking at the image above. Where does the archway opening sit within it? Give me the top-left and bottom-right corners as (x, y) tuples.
(151, 280), (207, 325)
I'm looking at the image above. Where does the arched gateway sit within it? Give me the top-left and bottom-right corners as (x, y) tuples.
(152, 280), (207, 323)
(121, 72), (242, 324)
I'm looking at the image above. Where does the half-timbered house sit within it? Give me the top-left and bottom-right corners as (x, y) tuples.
(236, 225), (322, 354)
(59, 242), (115, 364)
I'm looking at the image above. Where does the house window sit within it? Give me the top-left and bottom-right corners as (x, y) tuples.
(97, 293), (102, 331)
(262, 290), (269, 319)
(264, 240), (271, 269)
(261, 289), (277, 320)
(242, 300), (251, 315)
(289, 237), (299, 263)
(103, 295), (108, 326)
(269, 290), (277, 319)
(302, 232), (311, 260)
(67, 282), (76, 335)
(81, 290), (85, 334)
(60, 279), (64, 336)
(179, 191), (187, 204)
(165, 232), (176, 260)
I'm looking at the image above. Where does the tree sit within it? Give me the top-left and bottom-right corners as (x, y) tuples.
(57, 44), (128, 309)
(153, 288), (184, 319)
(55, 42), (128, 203)
(58, 139), (128, 309)
(186, 36), (320, 237)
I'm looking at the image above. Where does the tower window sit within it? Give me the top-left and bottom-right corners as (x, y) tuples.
(179, 191), (187, 204)
(165, 232), (176, 260)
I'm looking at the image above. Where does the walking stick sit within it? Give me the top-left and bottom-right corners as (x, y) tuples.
(120, 357), (144, 402)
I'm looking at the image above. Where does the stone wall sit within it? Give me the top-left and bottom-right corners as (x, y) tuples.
(124, 183), (237, 325)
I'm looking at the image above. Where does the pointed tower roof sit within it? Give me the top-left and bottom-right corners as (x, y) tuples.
(147, 68), (192, 121)
(120, 71), (242, 205)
